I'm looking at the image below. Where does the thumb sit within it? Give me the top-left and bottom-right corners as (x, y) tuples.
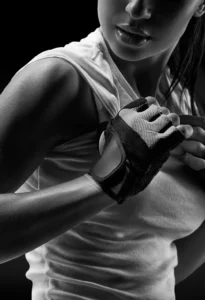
(145, 96), (160, 106)
(171, 145), (185, 156)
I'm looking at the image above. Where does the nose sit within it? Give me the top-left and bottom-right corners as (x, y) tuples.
(125, 0), (151, 20)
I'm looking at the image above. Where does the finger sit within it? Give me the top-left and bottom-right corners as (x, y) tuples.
(155, 112), (180, 134)
(156, 125), (186, 154)
(136, 104), (165, 122)
(182, 153), (205, 171)
(171, 145), (186, 157)
(150, 114), (174, 133)
(187, 126), (205, 143)
(159, 123), (193, 139)
(123, 98), (149, 111)
(176, 124), (194, 139)
(178, 140), (205, 158)
(160, 107), (170, 115)
(125, 97), (160, 113)
(121, 101), (161, 121)
(151, 113), (182, 134)
(166, 113), (180, 126)
(180, 115), (205, 130)
(149, 106), (170, 122)
(145, 96), (160, 107)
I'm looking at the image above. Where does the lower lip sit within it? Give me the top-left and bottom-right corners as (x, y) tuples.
(116, 27), (151, 47)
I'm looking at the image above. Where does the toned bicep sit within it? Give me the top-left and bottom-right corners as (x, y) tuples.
(0, 58), (81, 192)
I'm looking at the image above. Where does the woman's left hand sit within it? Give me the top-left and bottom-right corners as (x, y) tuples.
(171, 115), (205, 171)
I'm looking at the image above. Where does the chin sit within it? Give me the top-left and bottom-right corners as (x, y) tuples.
(109, 41), (151, 62)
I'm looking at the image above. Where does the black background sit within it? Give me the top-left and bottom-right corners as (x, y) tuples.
(0, 3), (205, 300)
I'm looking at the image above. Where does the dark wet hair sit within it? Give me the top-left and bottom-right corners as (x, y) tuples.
(163, 14), (205, 116)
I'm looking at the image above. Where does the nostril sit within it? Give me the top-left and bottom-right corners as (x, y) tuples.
(125, 2), (152, 20)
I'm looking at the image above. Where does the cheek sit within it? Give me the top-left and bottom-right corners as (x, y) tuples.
(153, 0), (196, 23)
(152, 23), (185, 52)
(98, 0), (115, 18)
(155, 0), (194, 13)
(151, 3), (194, 43)
(97, 0), (125, 26)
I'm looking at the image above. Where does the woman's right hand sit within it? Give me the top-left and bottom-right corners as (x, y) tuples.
(89, 97), (193, 205)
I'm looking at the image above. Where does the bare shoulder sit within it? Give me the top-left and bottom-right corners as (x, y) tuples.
(2, 57), (81, 115)
(3, 56), (99, 139)
(0, 57), (99, 192)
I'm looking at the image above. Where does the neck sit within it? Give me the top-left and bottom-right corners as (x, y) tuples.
(105, 40), (177, 101)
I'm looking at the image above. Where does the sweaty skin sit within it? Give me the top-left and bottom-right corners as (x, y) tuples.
(0, 0), (203, 291)
(97, 0), (204, 98)
(97, 0), (205, 284)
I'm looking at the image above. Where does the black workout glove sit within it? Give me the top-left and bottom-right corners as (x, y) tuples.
(89, 98), (185, 204)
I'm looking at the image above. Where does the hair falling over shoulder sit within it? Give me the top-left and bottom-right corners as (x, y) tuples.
(163, 14), (205, 117)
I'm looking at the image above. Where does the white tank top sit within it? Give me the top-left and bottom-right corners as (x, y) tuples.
(16, 28), (204, 300)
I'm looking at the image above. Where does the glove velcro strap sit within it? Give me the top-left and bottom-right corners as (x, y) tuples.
(89, 118), (151, 204)
(100, 121), (149, 204)
(88, 129), (128, 204)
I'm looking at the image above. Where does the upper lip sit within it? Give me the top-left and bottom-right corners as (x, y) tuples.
(117, 24), (150, 38)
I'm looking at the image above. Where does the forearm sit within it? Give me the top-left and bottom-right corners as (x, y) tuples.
(0, 174), (113, 264)
(174, 221), (205, 285)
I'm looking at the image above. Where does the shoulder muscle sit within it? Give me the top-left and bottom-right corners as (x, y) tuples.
(0, 57), (92, 192)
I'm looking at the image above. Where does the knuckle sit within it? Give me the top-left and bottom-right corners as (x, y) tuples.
(160, 107), (170, 115)
(159, 114), (173, 126)
(177, 126), (186, 135)
(176, 125), (192, 138)
(146, 97), (159, 106)
(195, 126), (204, 136)
(194, 159), (205, 171)
(196, 142), (205, 156)
(169, 113), (180, 125)
(184, 153), (205, 170)
(184, 153), (192, 165)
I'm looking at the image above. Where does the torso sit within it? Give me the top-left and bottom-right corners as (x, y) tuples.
(22, 58), (205, 300)
(53, 62), (205, 239)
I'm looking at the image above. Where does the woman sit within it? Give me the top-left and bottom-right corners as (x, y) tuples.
(0, 1), (205, 299)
